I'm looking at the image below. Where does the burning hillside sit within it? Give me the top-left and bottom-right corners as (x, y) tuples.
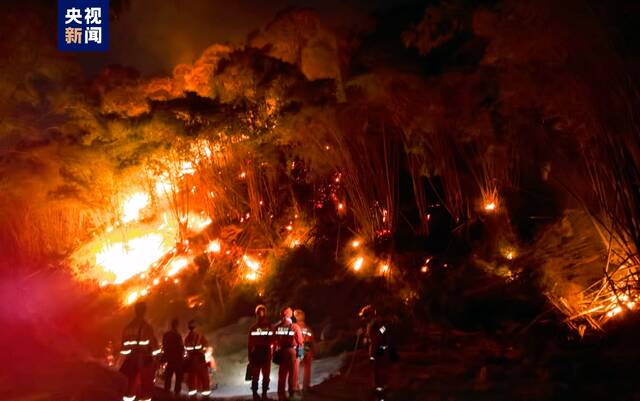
(2, 0), (640, 400)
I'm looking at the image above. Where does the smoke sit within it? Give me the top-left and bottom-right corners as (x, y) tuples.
(79, 0), (381, 76)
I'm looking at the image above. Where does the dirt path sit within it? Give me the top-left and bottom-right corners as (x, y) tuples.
(9, 329), (629, 401)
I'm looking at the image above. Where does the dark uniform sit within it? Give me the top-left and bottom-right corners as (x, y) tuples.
(367, 318), (392, 400)
(248, 319), (274, 400)
(359, 305), (396, 401)
(162, 327), (184, 395)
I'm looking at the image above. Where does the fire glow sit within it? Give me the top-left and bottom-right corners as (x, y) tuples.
(243, 254), (261, 281)
(207, 239), (221, 253)
(167, 257), (189, 277)
(122, 192), (150, 223)
(484, 202), (496, 211)
(95, 234), (169, 284)
(352, 256), (364, 272)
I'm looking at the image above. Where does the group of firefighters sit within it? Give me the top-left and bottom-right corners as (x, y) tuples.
(119, 302), (214, 401)
(247, 305), (314, 401)
(118, 302), (392, 401)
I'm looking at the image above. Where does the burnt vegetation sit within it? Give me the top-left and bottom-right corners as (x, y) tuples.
(2, 0), (640, 400)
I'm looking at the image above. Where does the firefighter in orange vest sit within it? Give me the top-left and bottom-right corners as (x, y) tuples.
(119, 302), (160, 401)
(359, 305), (395, 401)
(274, 307), (304, 401)
(248, 305), (274, 401)
(184, 319), (211, 398)
(293, 309), (314, 392)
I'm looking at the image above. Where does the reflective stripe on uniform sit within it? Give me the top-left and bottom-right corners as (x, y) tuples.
(185, 332), (206, 351)
(250, 330), (273, 335)
(123, 340), (153, 347)
(379, 326), (386, 334)
(201, 390), (212, 396)
(152, 349), (162, 356)
(188, 390), (198, 396)
(123, 396), (136, 401)
(120, 349), (132, 355)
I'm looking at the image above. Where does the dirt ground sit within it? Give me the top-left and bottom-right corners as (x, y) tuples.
(6, 323), (640, 401)
(153, 325), (640, 401)
(150, 329), (542, 401)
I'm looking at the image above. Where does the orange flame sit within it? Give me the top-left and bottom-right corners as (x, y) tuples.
(122, 192), (150, 224)
(352, 256), (364, 272)
(95, 234), (170, 284)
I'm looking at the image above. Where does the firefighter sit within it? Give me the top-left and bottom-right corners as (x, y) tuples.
(248, 304), (274, 401)
(162, 318), (184, 397)
(119, 302), (160, 401)
(274, 307), (304, 401)
(358, 305), (394, 401)
(293, 309), (314, 392)
(184, 319), (211, 398)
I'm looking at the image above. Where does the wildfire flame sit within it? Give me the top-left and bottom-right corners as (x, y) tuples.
(126, 291), (140, 305)
(484, 202), (497, 212)
(207, 239), (221, 253)
(245, 272), (258, 281)
(96, 233), (170, 284)
(352, 256), (364, 272)
(122, 192), (150, 223)
(167, 257), (189, 277)
(501, 246), (517, 261)
(243, 254), (260, 271)
(193, 214), (212, 231)
(242, 254), (262, 281)
(70, 140), (286, 305)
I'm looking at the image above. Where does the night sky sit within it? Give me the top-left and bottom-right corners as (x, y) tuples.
(4, 0), (423, 75)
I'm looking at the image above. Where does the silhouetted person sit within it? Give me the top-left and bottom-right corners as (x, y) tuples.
(358, 305), (397, 401)
(162, 318), (184, 396)
(119, 302), (160, 401)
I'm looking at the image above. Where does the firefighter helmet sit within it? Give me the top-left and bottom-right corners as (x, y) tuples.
(255, 304), (267, 315)
(281, 306), (293, 318)
(294, 309), (305, 323)
(358, 304), (376, 320)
